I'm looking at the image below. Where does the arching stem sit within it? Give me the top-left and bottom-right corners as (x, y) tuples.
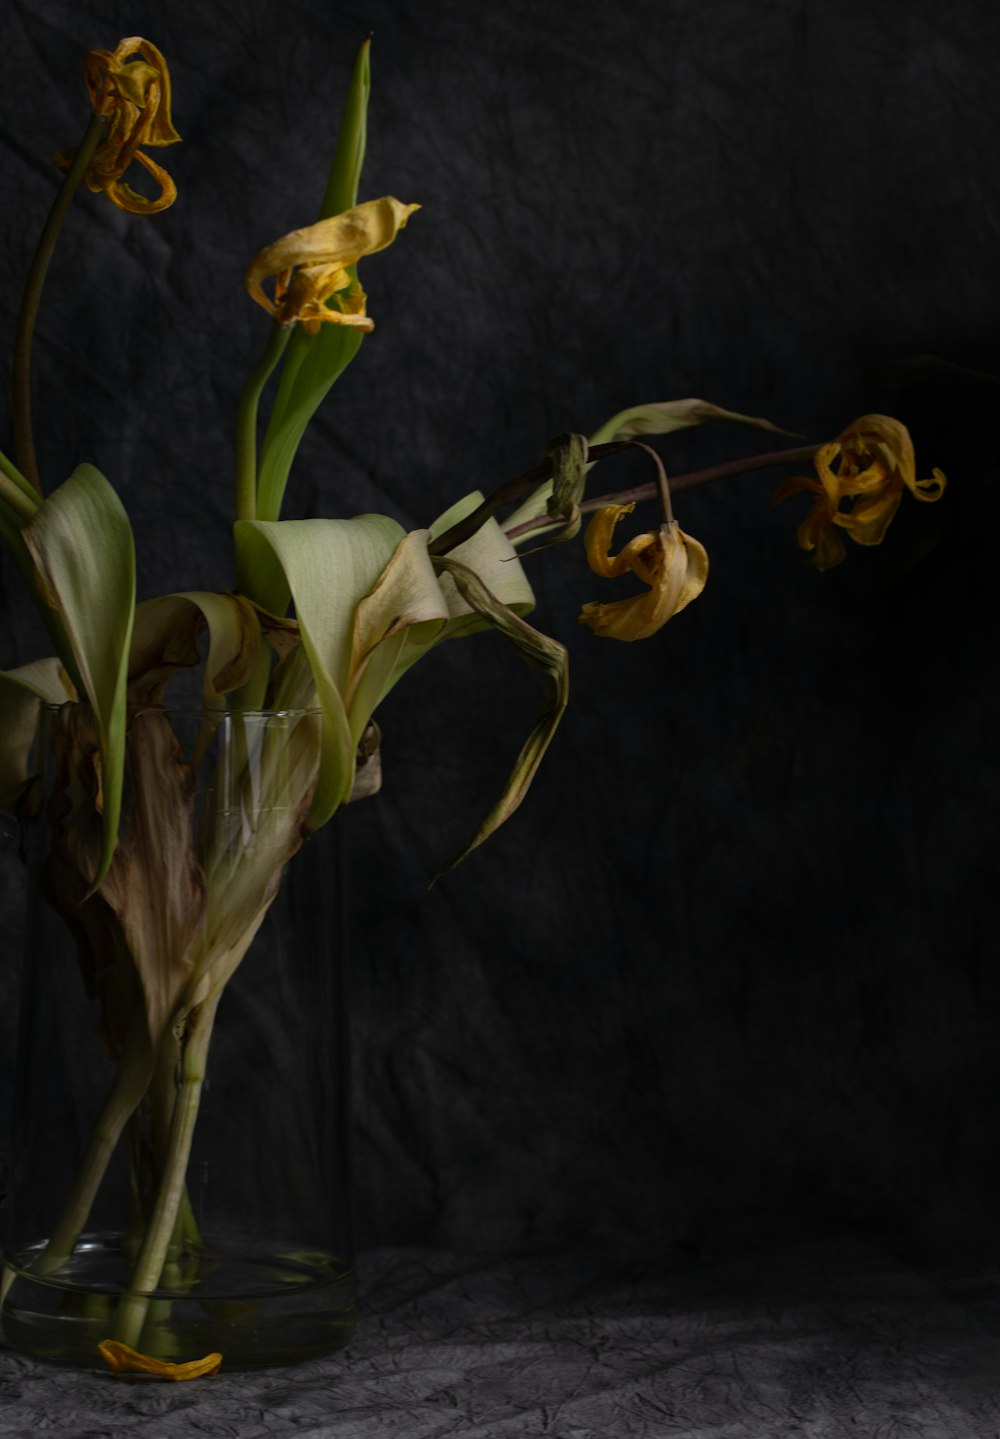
(13, 113), (105, 494)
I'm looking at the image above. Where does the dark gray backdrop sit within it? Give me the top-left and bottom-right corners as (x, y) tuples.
(1, 0), (997, 1263)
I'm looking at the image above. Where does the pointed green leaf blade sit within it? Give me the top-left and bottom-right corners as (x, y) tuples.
(587, 398), (794, 448)
(320, 35), (371, 220)
(22, 464), (136, 887)
(256, 38), (372, 522)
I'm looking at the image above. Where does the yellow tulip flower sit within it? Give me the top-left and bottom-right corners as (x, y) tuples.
(52, 37), (181, 215)
(578, 502), (709, 641)
(244, 197), (420, 333)
(772, 414), (946, 570)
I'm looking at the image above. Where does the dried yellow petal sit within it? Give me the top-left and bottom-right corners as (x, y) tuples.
(53, 37), (180, 215)
(245, 197), (420, 331)
(98, 1338), (222, 1380)
(772, 414), (946, 568)
(579, 503), (708, 641)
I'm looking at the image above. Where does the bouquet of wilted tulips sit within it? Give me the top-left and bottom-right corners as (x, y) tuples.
(0, 37), (946, 1379)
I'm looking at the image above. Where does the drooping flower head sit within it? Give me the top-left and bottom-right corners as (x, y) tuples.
(772, 414), (946, 570)
(52, 37), (181, 215)
(578, 503), (709, 641)
(244, 197), (420, 333)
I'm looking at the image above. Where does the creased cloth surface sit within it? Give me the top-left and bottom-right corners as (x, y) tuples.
(1, 1241), (998, 1437)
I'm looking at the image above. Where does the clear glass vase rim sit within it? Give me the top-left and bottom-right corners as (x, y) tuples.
(39, 702), (322, 719)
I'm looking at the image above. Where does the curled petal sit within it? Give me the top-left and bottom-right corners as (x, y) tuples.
(99, 38), (181, 146)
(579, 507), (708, 641)
(102, 146), (177, 215)
(813, 440), (848, 508)
(98, 1339), (221, 1380)
(796, 497), (846, 570)
(909, 465), (947, 503)
(833, 487), (903, 546)
(771, 474), (824, 508)
(245, 198), (420, 328)
(581, 503), (657, 578)
(55, 36), (180, 216)
(774, 413), (945, 565)
(840, 414), (914, 491)
(273, 263), (373, 334)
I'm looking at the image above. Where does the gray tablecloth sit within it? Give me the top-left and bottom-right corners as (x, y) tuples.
(2, 1240), (998, 1437)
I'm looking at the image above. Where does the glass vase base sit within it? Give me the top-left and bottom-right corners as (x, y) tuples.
(1, 1234), (356, 1370)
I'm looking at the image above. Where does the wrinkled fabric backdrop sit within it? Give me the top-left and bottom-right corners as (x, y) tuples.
(0, 0), (997, 1272)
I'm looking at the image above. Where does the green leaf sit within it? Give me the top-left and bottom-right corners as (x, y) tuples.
(0, 657), (74, 810)
(587, 397), (793, 448)
(129, 592), (262, 706)
(234, 513), (406, 828)
(506, 398), (793, 539)
(430, 556), (569, 879)
(255, 38), (372, 523)
(371, 492), (541, 700)
(347, 529), (450, 740)
(319, 36), (372, 220)
(22, 464), (136, 888)
(517, 432), (588, 556)
(429, 491), (536, 634)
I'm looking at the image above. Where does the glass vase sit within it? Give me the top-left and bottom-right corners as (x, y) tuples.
(1, 705), (355, 1370)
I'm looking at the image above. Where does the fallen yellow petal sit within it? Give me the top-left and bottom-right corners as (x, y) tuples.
(98, 1338), (222, 1380)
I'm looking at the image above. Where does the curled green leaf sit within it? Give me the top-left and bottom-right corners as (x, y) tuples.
(0, 657), (75, 811)
(430, 556), (568, 880)
(517, 433), (588, 557)
(129, 592), (262, 706)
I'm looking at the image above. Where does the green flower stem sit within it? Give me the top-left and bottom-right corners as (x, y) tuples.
(504, 443), (824, 544)
(0, 472), (38, 530)
(149, 1031), (205, 1253)
(34, 1016), (153, 1277)
(113, 993), (221, 1350)
(13, 113), (106, 495)
(234, 325), (292, 524)
(0, 448), (41, 513)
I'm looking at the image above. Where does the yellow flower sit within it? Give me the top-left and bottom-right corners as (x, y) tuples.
(244, 197), (420, 333)
(578, 503), (708, 641)
(98, 1339), (222, 1380)
(772, 414), (946, 570)
(52, 37), (181, 215)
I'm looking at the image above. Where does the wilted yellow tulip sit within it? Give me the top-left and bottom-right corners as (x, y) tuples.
(244, 197), (420, 333)
(772, 413), (946, 570)
(578, 502), (708, 641)
(52, 37), (181, 215)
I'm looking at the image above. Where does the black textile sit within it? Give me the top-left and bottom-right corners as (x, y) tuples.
(1, 0), (999, 1424)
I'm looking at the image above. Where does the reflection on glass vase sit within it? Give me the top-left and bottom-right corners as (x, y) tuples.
(1, 705), (355, 1370)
